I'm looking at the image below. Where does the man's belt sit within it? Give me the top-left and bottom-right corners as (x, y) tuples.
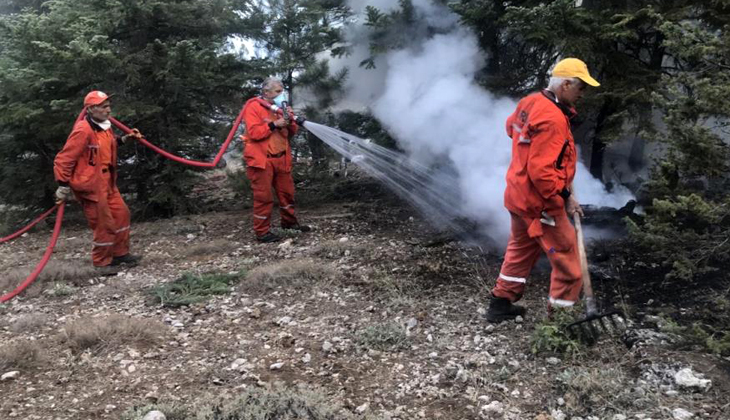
(267, 151), (286, 158)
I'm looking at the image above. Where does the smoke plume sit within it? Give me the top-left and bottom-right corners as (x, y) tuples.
(338, 0), (633, 244)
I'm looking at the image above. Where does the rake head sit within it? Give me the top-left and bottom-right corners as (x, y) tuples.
(565, 309), (627, 344)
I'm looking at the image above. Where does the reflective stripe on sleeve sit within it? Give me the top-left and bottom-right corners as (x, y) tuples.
(499, 273), (526, 283)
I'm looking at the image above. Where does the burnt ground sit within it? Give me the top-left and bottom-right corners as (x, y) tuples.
(1, 168), (729, 419)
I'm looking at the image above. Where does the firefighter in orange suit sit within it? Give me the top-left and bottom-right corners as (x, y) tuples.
(54, 91), (143, 272)
(241, 77), (310, 243)
(486, 58), (600, 323)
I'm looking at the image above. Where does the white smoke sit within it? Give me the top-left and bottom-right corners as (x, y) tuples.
(339, 0), (633, 244)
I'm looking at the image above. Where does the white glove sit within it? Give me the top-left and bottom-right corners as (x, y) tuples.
(55, 186), (73, 202)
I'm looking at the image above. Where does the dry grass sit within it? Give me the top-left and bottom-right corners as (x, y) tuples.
(121, 382), (376, 420)
(311, 239), (367, 259)
(241, 259), (337, 293)
(0, 260), (97, 298)
(60, 314), (167, 354)
(8, 313), (49, 333)
(183, 239), (235, 258)
(0, 340), (44, 370)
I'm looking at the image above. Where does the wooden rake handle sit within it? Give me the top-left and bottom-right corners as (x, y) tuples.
(573, 212), (598, 316)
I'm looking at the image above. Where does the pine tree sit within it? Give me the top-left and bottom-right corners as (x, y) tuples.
(238, 0), (352, 167)
(0, 0), (256, 217)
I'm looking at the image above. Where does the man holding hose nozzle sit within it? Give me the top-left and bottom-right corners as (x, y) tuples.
(486, 59), (600, 323)
(240, 77), (310, 243)
(53, 91), (144, 274)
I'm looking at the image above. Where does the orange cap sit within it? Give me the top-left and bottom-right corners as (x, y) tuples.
(551, 58), (600, 87)
(83, 91), (114, 107)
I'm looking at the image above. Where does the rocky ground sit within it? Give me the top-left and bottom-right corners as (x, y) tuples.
(1, 171), (729, 420)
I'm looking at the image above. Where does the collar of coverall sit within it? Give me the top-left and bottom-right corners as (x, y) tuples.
(86, 114), (111, 131)
(541, 89), (577, 120)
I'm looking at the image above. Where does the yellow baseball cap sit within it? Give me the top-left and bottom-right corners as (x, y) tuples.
(551, 58), (600, 87)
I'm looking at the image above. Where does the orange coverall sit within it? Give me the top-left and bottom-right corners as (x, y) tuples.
(492, 90), (582, 308)
(241, 97), (300, 237)
(54, 116), (130, 267)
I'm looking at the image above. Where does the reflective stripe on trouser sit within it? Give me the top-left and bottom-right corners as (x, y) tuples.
(491, 212), (582, 305)
(79, 171), (131, 266)
(245, 155), (298, 236)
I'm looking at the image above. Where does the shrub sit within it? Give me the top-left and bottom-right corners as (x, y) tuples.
(60, 314), (166, 354)
(355, 321), (409, 352)
(148, 271), (243, 308)
(243, 260), (336, 293)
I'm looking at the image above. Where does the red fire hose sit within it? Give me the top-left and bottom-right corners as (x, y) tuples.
(74, 107), (245, 168)
(0, 202), (65, 303)
(0, 204), (59, 244)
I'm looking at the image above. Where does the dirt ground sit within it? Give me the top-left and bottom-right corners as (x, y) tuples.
(1, 172), (729, 419)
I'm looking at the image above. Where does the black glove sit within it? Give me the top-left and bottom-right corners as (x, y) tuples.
(295, 115), (306, 126)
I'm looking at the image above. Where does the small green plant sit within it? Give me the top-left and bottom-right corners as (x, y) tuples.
(45, 282), (76, 297)
(355, 321), (409, 352)
(121, 382), (373, 420)
(530, 308), (583, 355)
(148, 271), (244, 308)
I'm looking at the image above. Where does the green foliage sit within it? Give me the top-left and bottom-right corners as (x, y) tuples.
(530, 308), (583, 355)
(122, 382), (371, 420)
(627, 195), (730, 281)
(355, 321), (409, 352)
(0, 0), (254, 217)
(148, 271), (244, 307)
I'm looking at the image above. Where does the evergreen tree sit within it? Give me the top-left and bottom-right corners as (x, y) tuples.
(239, 0), (352, 167)
(0, 0), (255, 217)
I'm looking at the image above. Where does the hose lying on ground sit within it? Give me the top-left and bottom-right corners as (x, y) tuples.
(0, 203), (65, 303)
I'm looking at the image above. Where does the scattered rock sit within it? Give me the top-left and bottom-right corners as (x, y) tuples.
(322, 341), (334, 353)
(270, 362), (284, 370)
(144, 391), (159, 403)
(231, 358), (247, 371)
(546, 357), (560, 365)
(515, 315), (524, 323)
(551, 409), (566, 420)
(481, 401), (503, 416)
(612, 415), (627, 420)
(302, 353), (311, 363)
(356, 402), (369, 414)
(674, 368), (711, 392)
(1, 371), (20, 381)
(143, 410), (167, 420)
(406, 317), (418, 330)
(672, 408), (693, 420)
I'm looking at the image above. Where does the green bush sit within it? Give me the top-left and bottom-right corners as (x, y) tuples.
(148, 271), (244, 308)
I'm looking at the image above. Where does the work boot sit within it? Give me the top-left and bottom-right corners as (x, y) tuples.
(485, 295), (526, 323)
(111, 254), (142, 267)
(282, 224), (311, 232)
(94, 265), (122, 277)
(256, 232), (281, 243)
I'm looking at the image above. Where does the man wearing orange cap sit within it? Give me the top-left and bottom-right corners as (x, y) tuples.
(486, 58), (600, 322)
(54, 91), (144, 272)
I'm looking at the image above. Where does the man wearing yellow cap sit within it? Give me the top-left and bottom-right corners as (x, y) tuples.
(486, 58), (600, 322)
(54, 91), (144, 273)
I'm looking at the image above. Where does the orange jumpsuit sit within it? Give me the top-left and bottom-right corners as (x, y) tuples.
(241, 97), (300, 236)
(491, 90), (582, 308)
(54, 116), (130, 267)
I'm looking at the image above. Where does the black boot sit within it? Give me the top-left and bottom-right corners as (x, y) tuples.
(256, 232), (281, 243)
(485, 296), (526, 323)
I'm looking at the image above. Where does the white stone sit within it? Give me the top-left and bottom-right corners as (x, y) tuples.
(515, 315), (524, 323)
(322, 341), (334, 353)
(557, 397), (565, 406)
(270, 362), (284, 370)
(551, 409), (567, 420)
(674, 368), (711, 391)
(1, 371), (20, 381)
(339, 237), (349, 243)
(481, 401), (503, 415)
(171, 321), (184, 328)
(672, 408), (693, 420)
(406, 318), (418, 329)
(429, 352), (438, 358)
(547, 357), (560, 365)
(611, 415), (627, 420)
(302, 353), (311, 363)
(356, 403), (369, 413)
(143, 410), (167, 420)
(230, 358), (246, 370)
